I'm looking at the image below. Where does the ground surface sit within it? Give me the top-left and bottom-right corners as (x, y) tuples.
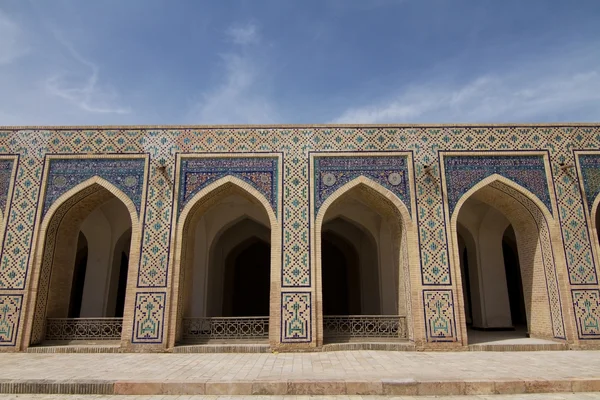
(3, 351), (600, 396)
(1, 395), (600, 399)
(4, 350), (600, 381)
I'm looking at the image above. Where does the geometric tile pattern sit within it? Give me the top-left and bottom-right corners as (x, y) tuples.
(178, 156), (278, 216)
(0, 294), (22, 345)
(550, 129), (597, 286)
(312, 155), (410, 216)
(578, 154), (600, 215)
(444, 155), (551, 216)
(490, 181), (565, 338)
(423, 289), (456, 342)
(572, 289), (600, 339)
(42, 157), (146, 217)
(281, 292), (311, 342)
(132, 292), (166, 343)
(0, 130), (47, 291)
(0, 125), (598, 346)
(30, 185), (100, 345)
(0, 159), (15, 215)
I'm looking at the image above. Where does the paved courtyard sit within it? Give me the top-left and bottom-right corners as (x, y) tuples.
(2, 350), (600, 396)
(1, 395), (600, 399)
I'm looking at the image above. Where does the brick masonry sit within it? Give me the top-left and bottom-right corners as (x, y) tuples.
(0, 124), (598, 351)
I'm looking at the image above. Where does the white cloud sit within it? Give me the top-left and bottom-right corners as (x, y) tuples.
(186, 23), (277, 124)
(187, 53), (276, 124)
(226, 22), (259, 45)
(334, 45), (600, 123)
(44, 31), (131, 115)
(0, 10), (28, 65)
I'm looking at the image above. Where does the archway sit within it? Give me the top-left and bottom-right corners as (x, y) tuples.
(173, 180), (276, 344)
(316, 178), (415, 344)
(452, 178), (565, 344)
(29, 181), (136, 345)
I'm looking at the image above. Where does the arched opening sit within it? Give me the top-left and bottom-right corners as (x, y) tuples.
(453, 180), (562, 345)
(318, 181), (412, 343)
(30, 183), (134, 345)
(176, 182), (274, 344)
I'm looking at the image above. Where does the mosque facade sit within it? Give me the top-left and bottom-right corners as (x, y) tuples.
(0, 124), (599, 352)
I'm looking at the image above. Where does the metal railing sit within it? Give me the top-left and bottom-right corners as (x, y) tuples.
(182, 317), (269, 341)
(323, 315), (407, 339)
(45, 318), (123, 341)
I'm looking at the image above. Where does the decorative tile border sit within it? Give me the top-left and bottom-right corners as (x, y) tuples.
(281, 292), (311, 342)
(178, 156), (278, 216)
(312, 155), (411, 216)
(572, 289), (600, 339)
(577, 154), (600, 215)
(42, 157), (146, 217)
(423, 289), (457, 342)
(132, 292), (166, 343)
(0, 294), (22, 346)
(443, 154), (552, 216)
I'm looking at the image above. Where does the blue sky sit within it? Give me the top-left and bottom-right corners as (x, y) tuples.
(1, 0), (599, 125)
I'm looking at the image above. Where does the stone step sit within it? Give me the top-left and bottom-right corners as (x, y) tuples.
(1, 377), (599, 396)
(468, 342), (569, 351)
(173, 344), (271, 353)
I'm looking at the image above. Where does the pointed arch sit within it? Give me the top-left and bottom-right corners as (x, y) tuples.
(167, 175), (280, 347)
(451, 173), (554, 225)
(313, 175), (419, 345)
(22, 176), (140, 347)
(448, 172), (568, 344)
(42, 176), (139, 227)
(316, 175), (413, 230)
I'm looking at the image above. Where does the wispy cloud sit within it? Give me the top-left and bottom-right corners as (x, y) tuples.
(186, 23), (276, 124)
(44, 30), (131, 115)
(226, 22), (259, 45)
(0, 10), (28, 65)
(334, 51), (600, 123)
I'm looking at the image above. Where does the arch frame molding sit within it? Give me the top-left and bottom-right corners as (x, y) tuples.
(19, 153), (149, 351)
(166, 152), (283, 349)
(309, 151), (421, 347)
(440, 150), (572, 345)
(572, 150), (600, 339)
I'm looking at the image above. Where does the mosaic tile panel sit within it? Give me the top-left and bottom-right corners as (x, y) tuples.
(409, 128), (451, 286)
(178, 156), (278, 216)
(312, 155), (411, 215)
(549, 129), (597, 285)
(423, 289), (456, 341)
(30, 185), (99, 345)
(444, 155), (551, 216)
(0, 294), (22, 345)
(572, 289), (600, 339)
(132, 292), (166, 343)
(490, 181), (565, 338)
(137, 130), (179, 288)
(281, 130), (310, 287)
(281, 292), (311, 342)
(578, 154), (600, 214)
(0, 130), (48, 290)
(0, 159), (15, 215)
(42, 157), (146, 217)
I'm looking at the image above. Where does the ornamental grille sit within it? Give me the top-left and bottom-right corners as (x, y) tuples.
(45, 318), (122, 341)
(182, 317), (269, 341)
(323, 315), (407, 339)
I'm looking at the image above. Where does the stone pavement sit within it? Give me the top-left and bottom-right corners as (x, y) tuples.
(1, 395), (600, 400)
(2, 351), (600, 396)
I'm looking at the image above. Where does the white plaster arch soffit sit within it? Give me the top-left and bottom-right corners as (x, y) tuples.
(177, 175), (278, 237)
(451, 174), (555, 228)
(41, 176), (139, 230)
(316, 176), (414, 231)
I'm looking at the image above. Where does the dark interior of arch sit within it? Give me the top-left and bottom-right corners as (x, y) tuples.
(321, 230), (361, 315)
(223, 237), (271, 317)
